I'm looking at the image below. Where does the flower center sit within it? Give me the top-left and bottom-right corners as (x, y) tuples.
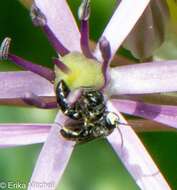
(54, 52), (104, 90)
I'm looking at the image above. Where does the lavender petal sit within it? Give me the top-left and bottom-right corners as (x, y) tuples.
(108, 60), (177, 95)
(28, 112), (75, 190)
(111, 99), (177, 129)
(0, 124), (50, 148)
(106, 101), (171, 190)
(0, 120), (172, 149)
(0, 71), (54, 103)
(94, 0), (150, 62)
(117, 93), (177, 106)
(34, 0), (81, 52)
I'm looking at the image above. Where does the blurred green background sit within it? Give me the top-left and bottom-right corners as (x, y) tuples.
(0, 0), (177, 190)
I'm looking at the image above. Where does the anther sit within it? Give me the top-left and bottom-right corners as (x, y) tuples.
(78, 0), (91, 21)
(0, 37), (11, 61)
(30, 3), (47, 26)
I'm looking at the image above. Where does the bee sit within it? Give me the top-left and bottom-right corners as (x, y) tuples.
(56, 80), (121, 143)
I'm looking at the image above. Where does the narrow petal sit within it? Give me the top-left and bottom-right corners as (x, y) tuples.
(0, 119), (172, 149)
(0, 124), (50, 148)
(28, 112), (75, 190)
(116, 93), (177, 106)
(94, 0), (150, 61)
(108, 60), (177, 95)
(128, 119), (176, 132)
(0, 71), (55, 104)
(106, 101), (171, 190)
(34, 0), (81, 52)
(111, 99), (177, 129)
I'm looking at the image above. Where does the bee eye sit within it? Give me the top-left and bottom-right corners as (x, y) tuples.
(106, 112), (119, 129)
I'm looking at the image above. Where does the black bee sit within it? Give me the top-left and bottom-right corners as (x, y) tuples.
(56, 80), (120, 143)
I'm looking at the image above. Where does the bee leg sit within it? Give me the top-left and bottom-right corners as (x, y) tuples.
(60, 127), (84, 141)
(22, 92), (57, 109)
(56, 80), (82, 120)
(60, 125), (94, 143)
(105, 112), (124, 149)
(56, 80), (70, 110)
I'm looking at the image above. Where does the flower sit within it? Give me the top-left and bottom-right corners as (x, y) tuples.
(0, 0), (177, 189)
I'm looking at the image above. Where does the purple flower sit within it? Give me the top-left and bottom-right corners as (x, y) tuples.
(0, 0), (176, 189)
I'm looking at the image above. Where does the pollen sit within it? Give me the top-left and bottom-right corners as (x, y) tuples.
(54, 52), (104, 90)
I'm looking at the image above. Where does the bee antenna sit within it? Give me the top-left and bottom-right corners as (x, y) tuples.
(116, 125), (124, 149)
